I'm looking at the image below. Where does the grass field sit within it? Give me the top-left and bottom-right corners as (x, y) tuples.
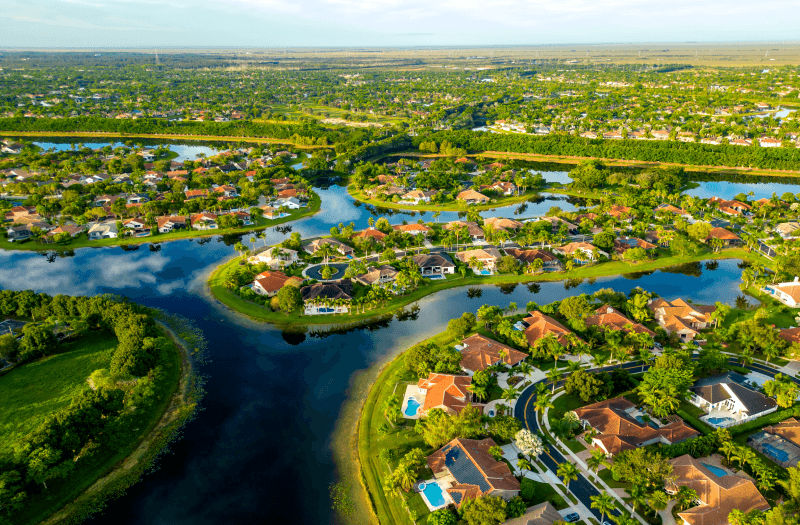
(0, 331), (117, 459)
(3, 326), (184, 525)
(0, 192), (321, 252)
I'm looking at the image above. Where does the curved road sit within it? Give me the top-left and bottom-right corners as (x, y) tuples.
(513, 356), (796, 521)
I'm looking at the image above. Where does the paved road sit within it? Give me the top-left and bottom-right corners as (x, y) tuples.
(513, 357), (792, 520)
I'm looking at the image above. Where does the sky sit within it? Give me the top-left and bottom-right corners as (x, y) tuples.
(1, 0), (798, 48)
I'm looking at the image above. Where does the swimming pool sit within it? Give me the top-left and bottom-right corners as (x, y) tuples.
(420, 481), (446, 508)
(763, 443), (790, 463)
(427, 274), (445, 280)
(479, 269), (492, 275)
(706, 416), (735, 426)
(404, 398), (420, 417)
(702, 463), (728, 477)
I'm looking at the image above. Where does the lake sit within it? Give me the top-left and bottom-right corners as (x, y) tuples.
(32, 141), (222, 162)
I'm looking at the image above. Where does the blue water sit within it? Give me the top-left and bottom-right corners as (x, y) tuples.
(763, 443), (790, 462)
(707, 417), (735, 425)
(421, 481), (446, 507)
(480, 270), (492, 275)
(702, 464), (728, 477)
(404, 398), (420, 417)
(32, 142), (221, 162)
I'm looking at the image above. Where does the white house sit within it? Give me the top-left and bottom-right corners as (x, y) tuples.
(87, 221), (119, 240)
(273, 197), (301, 210)
(763, 279), (800, 307)
(690, 372), (777, 427)
(249, 246), (300, 269)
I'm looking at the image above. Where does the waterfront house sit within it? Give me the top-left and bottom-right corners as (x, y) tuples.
(411, 253), (456, 277)
(689, 372), (777, 427)
(483, 217), (523, 231)
(304, 238), (354, 258)
(764, 280), (800, 307)
(536, 216), (578, 235)
(250, 247), (299, 269)
(667, 454), (769, 525)
(553, 242), (607, 263)
(575, 397), (699, 456)
(519, 311), (579, 348)
(417, 373), (477, 416)
(87, 221), (118, 240)
(458, 334), (527, 373)
(454, 248), (503, 272)
(156, 216), (187, 234)
(427, 437), (520, 507)
(191, 213), (218, 230)
(586, 305), (655, 336)
(392, 223), (431, 236)
(354, 265), (399, 286)
(273, 197), (302, 210)
(401, 189), (435, 204)
(504, 248), (562, 271)
(445, 221), (485, 240)
(456, 189), (490, 205)
(251, 271), (303, 297)
(704, 227), (742, 247)
(48, 224), (87, 238)
(612, 237), (657, 257)
(353, 227), (388, 242)
(301, 280), (353, 315)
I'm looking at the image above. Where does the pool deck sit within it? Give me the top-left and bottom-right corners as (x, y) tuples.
(416, 477), (455, 512)
(402, 384), (425, 420)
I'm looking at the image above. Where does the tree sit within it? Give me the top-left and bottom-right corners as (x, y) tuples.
(565, 369), (604, 402)
(416, 406), (484, 448)
(676, 486), (698, 510)
(275, 285), (302, 313)
(557, 462), (579, 492)
(427, 509), (457, 525)
(447, 312), (476, 340)
(459, 495), (507, 525)
(0, 333), (20, 361)
(507, 496), (527, 519)
(764, 374), (800, 408)
(698, 342), (727, 374)
(391, 463), (416, 492)
(558, 295), (593, 321)
(489, 415), (522, 442)
(649, 491), (669, 513)
(25, 446), (73, 490)
(515, 429), (544, 458)
(587, 448), (608, 481)
(591, 492), (616, 524)
(686, 222), (713, 242)
(18, 323), (57, 361)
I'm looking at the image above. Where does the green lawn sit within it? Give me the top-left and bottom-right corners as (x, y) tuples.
(598, 468), (631, 489)
(524, 479), (569, 510)
(0, 331), (117, 459)
(0, 192), (321, 252)
(549, 392), (588, 423)
(7, 326), (185, 525)
(564, 438), (587, 453)
(676, 400), (715, 435)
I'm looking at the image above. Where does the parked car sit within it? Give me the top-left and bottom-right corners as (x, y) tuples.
(564, 513), (581, 523)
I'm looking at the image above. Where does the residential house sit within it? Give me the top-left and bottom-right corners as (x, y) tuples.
(760, 138), (782, 148)
(704, 227), (742, 247)
(774, 222), (800, 238)
(48, 224), (87, 238)
(708, 197), (751, 217)
(353, 227), (388, 242)
(305, 238), (355, 257)
(445, 221), (485, 240)
(274, 197), (301, 210)
(575, 397), (700, 456)
(249, 246), (299, 269)
(486, 181), (516, 196)
(455, 248), (503, 271)
(259, 205), (289, 220)
(456, 189), (490, 205)
(427, 437), (520, 507)
(504, 248), (563, 271)
(652, 130), (670, 140)
(401, 189), (435, 204)
(483, 217), (523, 231)
(553, 242), (607, 263)
(6, 225), (35, 242)
(586, 305), (655, 336)
(689, 372), (777, 426)
(184, 189), (209, 200)
(157, 216), (187, 234)
(648, 298), (716, 341)
(418, 374), (477, 415)
(612, 237), (657, 257)
(191, 213), (218, 230)
(580, 131), (599, 139)
(504, 502), (563, 525)
(212, 185), (239, 197)
(608, 205), (634, 221)
(412, 253), (456, 277)
(763, 280), (800, 307)
(748, 418), (800, 467)
(779, 327), (800, 345)
(251, 271), (303, 297)
(229, 211), (252, 225)
(4, 206), (38, 222)
(536, 216), (578, 235)
(654, 203), (691, 218)
(121, 218), (149, 235)
(301, 280), (353, 315)
(354, 265), (399, 286)
(392, 223), (431, 236)
(87, 221), (119, 240)
(458, 334), (527, 373)
(520, 311), (581, 348)
(667, 454), (769, 525)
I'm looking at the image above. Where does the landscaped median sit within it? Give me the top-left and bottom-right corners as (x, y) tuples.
(208, 246), (769, 327)
(0, 192), (321, 252)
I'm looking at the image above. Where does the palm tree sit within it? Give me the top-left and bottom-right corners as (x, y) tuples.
(586, 448), (607, 481)
(557, 462), (579, 492)
(675, 486), (698, 510)
(565, 360), (582, 374)
(731, 446), (756, 469)
(547, 367), (562, 393)
(393, 464), (416, 492)
(648, 491), (669, 513)
(517, 361), (534, 377)
(719, 441), (737, 464)
(534, 393), (554, 415)
(517, 458), (533, 472)
(468, 383), (488, 402)
(501, 386), (520, 403)
(591, 491), (615, 523)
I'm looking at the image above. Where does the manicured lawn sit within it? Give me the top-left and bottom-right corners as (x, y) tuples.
(564, 439), (587, 453)
(9, 326), (185, 525)
(676, 400), (715, 435)
(0, 331), (117, 459)
(549, 392), (588, 423)
(524, 479), (569, 510)
(0, 192), (321, 252)
(598, 468), (631, 489)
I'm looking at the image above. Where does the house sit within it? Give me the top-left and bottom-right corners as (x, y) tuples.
(212, 185), (239, 197)
(4, 206), (38, 222)
(6, 225), (34, 242)
(401, 190), (435, 204)
(704, 228), (742, 247)
(184, 189), (209, 200)
(667, 454), (770, 525)
(652, 130), (670, 140)
(483, 217), (523, 231)
(575, 398), (700, 456)
(553, 242), (607, 263)
(648, 298), (716, 341)
(520, 311), (581, 348)
(122, 218), (149, 233)
(48, 224), (87, 238)
(748, 418), (800, 467)
(191, 213), (218, 230)
(156, 216), (187, 233)
(354, 265), (399, 286)
(258, 205), (288, 220)
(504, 249), (562, 271)
(87, 221), (119, 240)
(305, 238), (354, 257)
(250, 246), (299, 269)
(458, 334), (527, 373)
(708, 197), (751, 217)
(392, 223), (431, 236)
(654, 203), (691, 218)
(763, 280), (800, 307)
(456, 189), (490, 205)
(412, 253), (456, 277)
(454, 248), (503, 271)
(580, 131), (599, 139)
(229, 211), (252, 225)
(301, 280), (353, 315)
(612, 237), (657, 257)
(689, 372), (777, 426)
(353, 227), (388, 242)
(251, 271), (303, 297)
(779, 327), (800, 345)
(417, 373), (477, 415)
(445, 221), (485, 240)
(586, 305), (655, 336)
(273, 197), (302, 210)
(486, 181), (516, 196)
(504, 502), (563, 525)
(760, 138), (782, 148)
(774, 222), (800, 238)
(536, 216), (578, 235)
(427, 437), (520, 507)
(607, 205), (633, 220)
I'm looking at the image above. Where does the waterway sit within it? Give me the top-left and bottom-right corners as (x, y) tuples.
(2, 140), (798, 524)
